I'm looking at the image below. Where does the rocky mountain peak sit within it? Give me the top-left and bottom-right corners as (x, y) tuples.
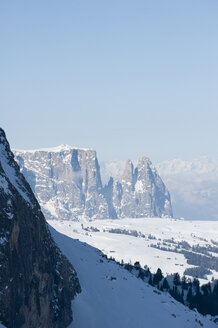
(14, 146), (173, 221)
(0, 129), (36, 208)
(117, 157), (173, 218)
(0, 128), (81, 328)
(122, 160), (134, 180)
(121, 160), (137, 194)
(137, 156), (152, 169)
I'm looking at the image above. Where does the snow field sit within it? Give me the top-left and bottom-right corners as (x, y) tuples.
(50, 225), (217, 328)
(48, 217), (218, 283)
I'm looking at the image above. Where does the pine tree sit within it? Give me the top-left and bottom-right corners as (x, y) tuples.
(148, 275), (153, 286)
(162, 278), (169, 290)
(138, 269), (146, 280)
(173, 272), (181, 286)
(187, 287), (193, 309)
(153, 268), (163, 285)
(134, 261), (141, 269)
(181, 276), (188, 290)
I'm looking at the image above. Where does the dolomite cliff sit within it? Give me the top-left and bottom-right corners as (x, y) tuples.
(14, 146), (173, 221)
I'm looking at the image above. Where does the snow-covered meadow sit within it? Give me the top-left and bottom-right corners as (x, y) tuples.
(50, 224), (217, 328)
(49, 217), (218, 283)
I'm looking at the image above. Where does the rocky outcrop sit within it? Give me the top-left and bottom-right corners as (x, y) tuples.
(15, 146), (109, 221)
(104, 157), (173, 218)
(0, 129), (80, 328)
(14, 146), (173, 220)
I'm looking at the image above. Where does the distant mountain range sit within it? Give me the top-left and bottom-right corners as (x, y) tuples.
(101, 157), (218, 220)
(14, 145), (172, 221)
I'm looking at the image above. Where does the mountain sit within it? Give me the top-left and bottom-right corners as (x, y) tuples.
(101, 157), (218, 220)
(0, 129), (80, 328)
(14, 146), (172, 220)
(49, 224), (217, 328)
(156, 157), (218, 219)
(15, 145), (109, 221)
(104, 157), (172, 218)
(1, 130), (216, 328)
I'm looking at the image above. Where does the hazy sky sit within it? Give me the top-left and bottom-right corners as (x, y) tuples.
(1, 0), (218, 162)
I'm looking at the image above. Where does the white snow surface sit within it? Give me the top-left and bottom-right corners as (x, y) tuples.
(0, 143), (32, 205)
(49, 217), (218, 284)
(0, 175), (10, 195)
(14, 144), (93, 153)
(50, 224), (217, 328)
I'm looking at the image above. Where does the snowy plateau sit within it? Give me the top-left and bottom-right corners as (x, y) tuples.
(49, 224), (217, 328)
(49, 217), (218, 284)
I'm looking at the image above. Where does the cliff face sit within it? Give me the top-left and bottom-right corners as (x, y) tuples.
(0, 129), (80, 328)
(104, 157), (173, 218)
(14, 147), (173, 221)
(15, 146), (109, 221)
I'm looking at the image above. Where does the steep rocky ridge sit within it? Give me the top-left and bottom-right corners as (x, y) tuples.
(0, 129), (80, 328)
(15, 146), (109, 221)
(14, 147), (172, 220)
(104, 157), (172, 218)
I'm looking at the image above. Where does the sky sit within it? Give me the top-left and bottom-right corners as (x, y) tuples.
(1, 0), (218, 162)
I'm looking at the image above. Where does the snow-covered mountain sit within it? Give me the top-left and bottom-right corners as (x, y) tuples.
(14, 146), (172, 221)
(0, 129), (80, 328)
(50, 223), (217, 328)
(15, 145), (109, 220)
(104, 158), (172, 218)
(101, 157), (218, 220)
(1, 128), (217, 327)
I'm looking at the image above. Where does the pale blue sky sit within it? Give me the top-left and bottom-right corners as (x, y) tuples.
(1, 0), (218, 162)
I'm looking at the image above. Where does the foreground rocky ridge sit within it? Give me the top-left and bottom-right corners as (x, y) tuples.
(14, 145), (172, 221)
(0, 129), (80, 328)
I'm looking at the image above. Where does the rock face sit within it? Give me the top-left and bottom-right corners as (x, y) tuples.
(15, 145), (109, 221)
(14, 146), (173, 220)
(0, 129), (81, 328)
(104, 157), (173, 218)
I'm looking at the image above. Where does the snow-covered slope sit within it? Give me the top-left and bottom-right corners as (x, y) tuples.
(50, 225), (217, 328)
(49, 217), (218, 283)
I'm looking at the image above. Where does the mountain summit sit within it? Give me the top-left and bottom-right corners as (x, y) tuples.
(104, 157), (172, 218)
